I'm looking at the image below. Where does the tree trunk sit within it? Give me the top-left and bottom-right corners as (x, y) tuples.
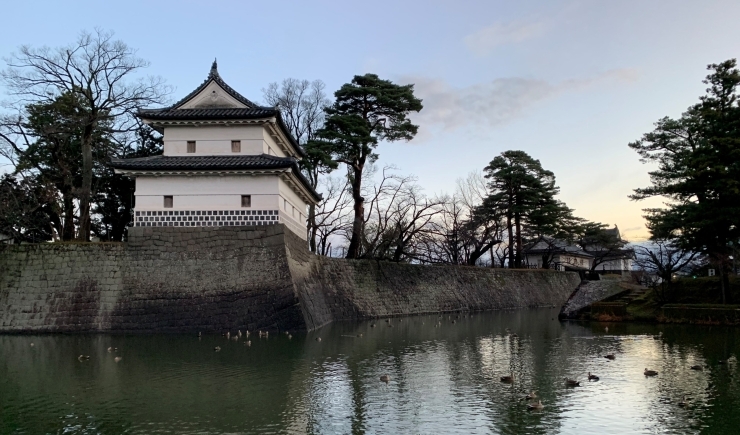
(719, 261), (730, 304)
(61, 190), (75, 241)
(514, 212), (522, 268)
(506, 214), (514, 268)
(77, 125), (94, 242)
(308, 203), (317, 253)
(346, 165), (364, 259)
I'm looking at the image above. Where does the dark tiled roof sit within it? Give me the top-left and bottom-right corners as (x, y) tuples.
(137, 107), (277, 120)
(166, 59), (256, 110)
(136, 61), (305, 158)
(109, 154), (321, 202)
(110, 154), (294, 170)
(523, 236), (593, 257)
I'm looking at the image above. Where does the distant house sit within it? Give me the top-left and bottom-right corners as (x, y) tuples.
(523, 226), (634, 274)
(581, 226), (634, 274)
(523, 237), (593, 272)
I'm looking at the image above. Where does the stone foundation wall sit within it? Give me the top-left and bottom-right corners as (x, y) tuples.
(0, 225), (580, 333)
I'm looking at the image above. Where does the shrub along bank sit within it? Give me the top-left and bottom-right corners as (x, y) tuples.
(588, 276), (740, 325)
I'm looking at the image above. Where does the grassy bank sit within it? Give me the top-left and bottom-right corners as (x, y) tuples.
(590, 276), (740, 325)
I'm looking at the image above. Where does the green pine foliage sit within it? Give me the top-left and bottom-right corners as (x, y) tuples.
(317, 74), (423, 259)
(629, 59), (740, 302)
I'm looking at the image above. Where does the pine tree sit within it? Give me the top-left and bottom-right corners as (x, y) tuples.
(629, 59), (740, 303)
(317, 74), (423, 259)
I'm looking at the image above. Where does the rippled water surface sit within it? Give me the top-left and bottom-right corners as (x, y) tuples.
(2, 309), (740, 434)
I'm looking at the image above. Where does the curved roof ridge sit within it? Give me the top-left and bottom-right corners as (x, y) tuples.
(157, 61), (257, 110)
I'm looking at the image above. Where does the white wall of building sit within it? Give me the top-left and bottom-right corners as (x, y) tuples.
(163, 125), (284, 157)
(597, 258), (633, 271)
(135, 175), (280, 210)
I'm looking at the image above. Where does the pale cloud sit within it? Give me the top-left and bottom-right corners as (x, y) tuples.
(464, 20), (546, 56)
(401, 69), (639, 140)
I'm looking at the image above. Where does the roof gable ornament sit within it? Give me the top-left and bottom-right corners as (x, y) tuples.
(210, 58), (219, 78)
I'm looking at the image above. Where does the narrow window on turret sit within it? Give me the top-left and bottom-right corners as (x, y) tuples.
(187, 141), (196, 153)
(164, 196), (173, 208)
(231, 140), (241, 153)
(241, 195), (251, 207)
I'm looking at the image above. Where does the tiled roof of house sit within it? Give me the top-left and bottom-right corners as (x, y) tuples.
(136, 60), (304, 158)
(110, 154), (293, 170)
(110, 154), (321, 202)
(137, 107), (278, 120)
(165, 59), (256, 110)
(523, 236), (594, 257)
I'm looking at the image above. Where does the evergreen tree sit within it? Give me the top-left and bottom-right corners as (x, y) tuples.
(481, 150), (566, 268)
(317, 74), (423, 259)
(18, 92), (87, 240)
(92, 124), (162, 241)
(629, 59), (740, 303)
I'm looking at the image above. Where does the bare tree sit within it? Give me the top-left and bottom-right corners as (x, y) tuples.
(634, 239), (699, 302)
(414, 172), (504, 265)
(263, 78), (329, 146)
(1, 29), (170, 241)
(313, 175), (353, 256)
(263, 78), (333, 251)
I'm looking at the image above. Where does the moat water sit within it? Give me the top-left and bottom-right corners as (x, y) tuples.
(1, 308), (739, 434)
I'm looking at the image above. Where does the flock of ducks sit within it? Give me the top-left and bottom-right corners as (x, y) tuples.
(74, 346), (122, 362)
(42, 316), (725, 414)
(491, 327), (716, 411)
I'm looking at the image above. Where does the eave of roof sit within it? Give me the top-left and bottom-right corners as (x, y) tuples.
(136, 60), (305, 158)
(165, 59), (256, 110)
(109, 154), (321, 203)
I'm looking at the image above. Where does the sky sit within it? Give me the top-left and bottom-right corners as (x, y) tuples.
(1, 0), (739, 241)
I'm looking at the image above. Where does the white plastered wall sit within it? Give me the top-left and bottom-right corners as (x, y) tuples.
(135, 175), (280, 210)
(163, 125), (284, 156)
(277, 177), (310, 238)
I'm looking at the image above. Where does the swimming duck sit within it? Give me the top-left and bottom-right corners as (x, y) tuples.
(605, 354), (616, 360)
(527, 400), (544, 410)
(500, 374), (514, 383)
(316, 337), (322, 342)
(525, 391), (538, 400)
(380, 374), (391, 383)
(690, 365), (703, 371)
(565, 377), (580, 387)
(114, 356), (122, 363)
(371, 323), (376, 328)
(588, 372), (600, 381)
(214, 346), (221, 352)
(78, 355), (90, 361)
(644, 368), (658, 376)
(245, 340), (252, 347)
